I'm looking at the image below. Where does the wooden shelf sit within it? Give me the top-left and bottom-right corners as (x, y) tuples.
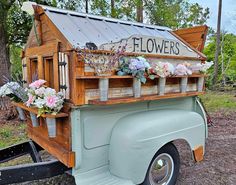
(88, 91), (205, 105)
(76, 74), (206, 79)
(12, 102), (68, 118)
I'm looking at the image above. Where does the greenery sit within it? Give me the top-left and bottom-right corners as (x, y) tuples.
(204, 33), (236, 88)
(0, 122), (27, 148)
(200, 91), (236, 112)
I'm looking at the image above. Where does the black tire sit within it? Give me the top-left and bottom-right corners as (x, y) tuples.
(142, 143), (180, 185)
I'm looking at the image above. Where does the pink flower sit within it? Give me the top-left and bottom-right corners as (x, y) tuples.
(26, 94), (35, 107)
(29, 79), (46, 89)
(45, 95), (58, 108)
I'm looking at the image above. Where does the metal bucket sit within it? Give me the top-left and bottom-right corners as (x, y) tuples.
(158, 77), (166, 95)
(197, 77), (204, 92)
(30, 112), (39, 127)
(180, 77), (188, 93)
(99, 78), (109, 101)
(46, 118), (56, 138)
(133, 78), (141, 98)
(16, 107), (26, 121)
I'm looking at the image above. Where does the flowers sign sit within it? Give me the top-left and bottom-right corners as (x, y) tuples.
(117, 56), (150, 83)
(26, 79), (64, 117)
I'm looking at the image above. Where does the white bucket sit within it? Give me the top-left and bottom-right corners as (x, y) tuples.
(158, 78), (166, 95)
(197, 77), (204, 92)
(46, 118), (56, 138)
(99, 78), (109, 101)
(133, 78), (141, 98)
(30, 112), (39, 127)
(180, 77), (188, 93)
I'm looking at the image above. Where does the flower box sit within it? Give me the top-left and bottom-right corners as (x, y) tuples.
(12, 102), (68, 138)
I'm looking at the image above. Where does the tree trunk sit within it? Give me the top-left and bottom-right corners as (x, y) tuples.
(136, 0), (143, 23)
(212, 0), (222, 89)
(0, 22), (10, 86)
(111, 0), (115, 18)
(85, 0), (89, 13)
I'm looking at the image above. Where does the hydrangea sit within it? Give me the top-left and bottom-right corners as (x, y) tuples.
(117, 56), (150, 83)
(0, 82), (28, 102)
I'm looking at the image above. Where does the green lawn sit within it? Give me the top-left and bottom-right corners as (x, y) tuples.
(0, 122), (27, 148)
(200, 91), (236, 112)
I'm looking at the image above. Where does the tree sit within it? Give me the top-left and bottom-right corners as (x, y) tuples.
(136, 0), (143, 22)
(212, 0), (222, 89)
(145, 0), (209, 29)
(0, 0), (14, 86)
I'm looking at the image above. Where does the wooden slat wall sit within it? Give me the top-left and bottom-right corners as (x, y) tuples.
(173, 25), (208, 52)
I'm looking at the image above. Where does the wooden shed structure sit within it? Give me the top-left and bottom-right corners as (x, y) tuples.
(20, 3), (208, 168)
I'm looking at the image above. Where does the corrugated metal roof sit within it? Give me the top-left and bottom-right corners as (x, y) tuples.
(42, 5), (178, 48)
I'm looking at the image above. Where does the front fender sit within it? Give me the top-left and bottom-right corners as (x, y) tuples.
(109, 110), (205, 184)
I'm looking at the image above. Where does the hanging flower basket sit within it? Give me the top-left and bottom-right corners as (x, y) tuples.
(30, 112), (39, 127)
(197, 77), (204, 92)
(133, 78), (141, 98)
(180, 77), (188, 93)
(158, 77), (166, 95)
(99, 78), (109, 101)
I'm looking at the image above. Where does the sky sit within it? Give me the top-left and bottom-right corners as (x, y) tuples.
(189, 0), (236, 34)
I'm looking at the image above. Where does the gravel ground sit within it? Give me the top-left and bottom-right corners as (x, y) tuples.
(2, 111), (236, 185)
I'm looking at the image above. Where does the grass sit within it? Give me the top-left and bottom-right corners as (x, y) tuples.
(200, 91), (236, 112)
(0, 122), (27, 148)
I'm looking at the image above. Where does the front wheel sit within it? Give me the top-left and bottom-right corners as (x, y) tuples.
(142, 143), (180, 185)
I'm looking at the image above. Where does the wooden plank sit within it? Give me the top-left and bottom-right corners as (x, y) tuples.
(37, 7), (72, 50)
(89, 91), (205, 105)
(77, 74), (206, 79)
(12, 102), (68, 118)
(37, 55), (44, 79)
(28, 127), (75, 167)
(170, 31), (207, 60)
(71, 51), (85, 105)
(174, 25), (208, 35)
(25, 42), (57, 57)
(53, 43), (60, 91)
(174, 25), (208, 52)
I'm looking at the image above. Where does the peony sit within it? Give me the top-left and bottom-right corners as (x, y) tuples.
(29, 79), (46, 89)
(45, 95), (58, 109)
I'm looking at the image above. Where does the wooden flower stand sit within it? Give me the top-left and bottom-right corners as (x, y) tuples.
(76, 74), (206, 105)
(12, 102), (68, 137)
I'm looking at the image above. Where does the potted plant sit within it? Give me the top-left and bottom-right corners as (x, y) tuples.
(174, 63), (192, 93)
(117, 56), (150, 98)
(0, 81), (28, 121)
(149, 62), (175, 95)
(26, 79), (64, 137)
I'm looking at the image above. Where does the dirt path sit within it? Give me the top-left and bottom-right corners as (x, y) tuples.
(2, 111), (236, 185)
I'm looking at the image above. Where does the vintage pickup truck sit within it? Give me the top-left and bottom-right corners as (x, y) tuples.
(0, 2), (209, 185)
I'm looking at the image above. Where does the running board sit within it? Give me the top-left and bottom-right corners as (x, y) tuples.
(74, 166), (135, 185)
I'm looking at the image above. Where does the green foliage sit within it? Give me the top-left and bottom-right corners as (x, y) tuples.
(10, 45), (23, 80)
(145, 0), (209, 29)
(204, 33), (236, 87)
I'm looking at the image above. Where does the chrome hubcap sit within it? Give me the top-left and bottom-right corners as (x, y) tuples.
(149, 153), (174, 185)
